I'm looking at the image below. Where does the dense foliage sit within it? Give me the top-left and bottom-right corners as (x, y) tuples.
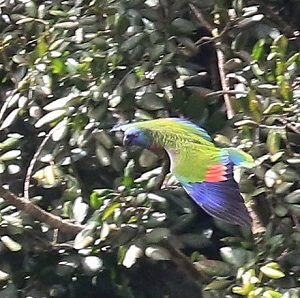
(0, 0), (299, 297)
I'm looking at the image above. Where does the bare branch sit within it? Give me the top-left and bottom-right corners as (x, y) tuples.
(0, 185), (83, 237)
(189, 3), (235, 119)
(24, 132), (53, 201)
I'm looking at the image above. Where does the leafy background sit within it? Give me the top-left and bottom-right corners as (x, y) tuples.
(0, 0), (299, 297)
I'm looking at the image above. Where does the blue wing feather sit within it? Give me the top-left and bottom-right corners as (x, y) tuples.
(180, 164), (252, 226)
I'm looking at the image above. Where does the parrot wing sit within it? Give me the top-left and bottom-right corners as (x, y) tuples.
(180, 167), (252, 226)
(169, 148), (252, 226)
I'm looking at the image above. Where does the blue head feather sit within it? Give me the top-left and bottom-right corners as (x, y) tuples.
(122, 127), (152, 148)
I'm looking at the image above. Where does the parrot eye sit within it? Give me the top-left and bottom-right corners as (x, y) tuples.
(123, 132), (138, 146)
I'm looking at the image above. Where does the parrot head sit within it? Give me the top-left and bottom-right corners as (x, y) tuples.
(111, 123), (155, 148)
(122, 126), (152, 148)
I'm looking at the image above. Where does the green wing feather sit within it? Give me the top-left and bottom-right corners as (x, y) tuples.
(117, 118), (222, 182)
(167, 144), (223, 182)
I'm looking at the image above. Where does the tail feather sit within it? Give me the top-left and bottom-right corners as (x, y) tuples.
(224, 148), (255, 169)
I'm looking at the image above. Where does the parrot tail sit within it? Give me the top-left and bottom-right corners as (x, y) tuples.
(181, 164), (252, 226)
(224, 148), (255, 169)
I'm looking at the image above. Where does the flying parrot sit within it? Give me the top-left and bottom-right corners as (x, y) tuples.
(112, 118), (255, 226)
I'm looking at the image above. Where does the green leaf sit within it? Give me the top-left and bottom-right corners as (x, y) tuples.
(263, 102), (285, 114)
(137, 93), (166, 111)
(252, 39), (265, 60)
(276, 60), (285, 76)
(286, 52), (300, 67)
(49, 9), (69, 17)
(36, 39), (48, 58)
(91, 56), (106, 77)
(16, 17), (35, 25)
(102, 202), (121, 220)
(204, 280), (232, 291)
(0, 135), (22, 150)
(116, 15), (130, 34)
(145, 245), (170, 261)
(51, 58), (66, 74)
(220, 247), (252, 268)
(90, 189), (113, 209)
(260, 263), (285, 279)
(232, 286), (247, 295)
(279, 80), (292, 102)
(1, 236), (22, 252)
(35, 109), (66, 128)
(248, 90), (262, 121)
(49, 39), (65, 51)
(73, 225), (95, 250)
(51, 118), (68, 141)
(0, 269), (9, 282)
(274, 205), (288, 217)
(171, 18), (196, 33)
(273, 35), (288, 55)
(0, 150), (21, 161)
(121, 33), (145, 51)
(263, 290), (283, 298)
(54, 21), (79, 29)
(251, 62), (265, 76)
(44, 95), (79, 111)
(267, 130), (281, 154)
(284, 190), (300, 204)
(90, 192), (104, 209)
(288, 204), (300, 215)
(0, 161), (5, 174)
(122, 244), (143, 268)
(0, 108), (21, 130)
(194, 260), (232, 276)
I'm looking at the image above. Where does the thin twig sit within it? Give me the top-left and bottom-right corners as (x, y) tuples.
(206, 90), (248, 98)
(216, 49), (234, 119)
(189, 3), (214, 32)
(189, 3), (234, 119)
(24, 132), (53, 201)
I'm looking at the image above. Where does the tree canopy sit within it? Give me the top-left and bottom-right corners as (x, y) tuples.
(0, 0), (299, 297)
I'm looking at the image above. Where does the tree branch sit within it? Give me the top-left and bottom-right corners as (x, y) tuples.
(24, 132), (52, 201)
(189, 3), (234, 119)
(160, 239), (205, 296)
(0, 185), (83, 237)
(253, 0), (298, 39)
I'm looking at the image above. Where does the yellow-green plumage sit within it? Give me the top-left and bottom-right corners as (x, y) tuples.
(118, 118), (223, 181)
(112, 118), (255, 226)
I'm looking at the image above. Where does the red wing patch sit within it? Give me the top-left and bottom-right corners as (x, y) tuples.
(204, 164), (228, 182)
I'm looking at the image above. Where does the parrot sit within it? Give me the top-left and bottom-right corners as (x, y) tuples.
(111, 118), (255, 226)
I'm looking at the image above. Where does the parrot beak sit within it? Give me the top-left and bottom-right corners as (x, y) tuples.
(123, 134), (132, 146)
